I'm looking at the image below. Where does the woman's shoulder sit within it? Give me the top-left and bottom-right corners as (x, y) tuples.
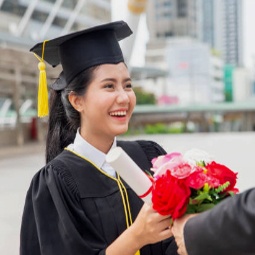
(136, 140), (167, 155)
(31, 150), (80, 197)
(117, 139), (166, 157)
(35, 150), (74, 175)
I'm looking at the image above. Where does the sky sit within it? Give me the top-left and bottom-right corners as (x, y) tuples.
(112, 0), (255, 70)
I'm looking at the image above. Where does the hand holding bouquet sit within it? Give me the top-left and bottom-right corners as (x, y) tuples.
(106, 147), (239, 220)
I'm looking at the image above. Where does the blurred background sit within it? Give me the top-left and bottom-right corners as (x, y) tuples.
(1, 0), (255, 145)
(1, 0), (255, 254)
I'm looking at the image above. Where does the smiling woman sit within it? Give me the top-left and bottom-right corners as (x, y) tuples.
(68, 63), (136, 153)
(20, 21), (178, 255)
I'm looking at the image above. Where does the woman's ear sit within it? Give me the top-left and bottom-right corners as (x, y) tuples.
(68, 92), (83, 112)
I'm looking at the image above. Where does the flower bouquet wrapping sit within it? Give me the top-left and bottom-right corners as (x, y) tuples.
(150, 148), (239, 219)
(106, 147), (239, 220)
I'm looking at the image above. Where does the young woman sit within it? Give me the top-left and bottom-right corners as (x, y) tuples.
(20, 21), (178, 255)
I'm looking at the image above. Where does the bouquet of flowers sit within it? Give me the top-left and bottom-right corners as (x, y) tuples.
(150, 148), (239, 219)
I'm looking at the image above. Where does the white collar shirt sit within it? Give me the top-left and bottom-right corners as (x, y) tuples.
(67, 129), (117, 177)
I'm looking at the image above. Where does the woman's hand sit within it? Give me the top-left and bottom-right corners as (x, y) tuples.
(130, 203), (173, 248)
(106, 203), (173, 255)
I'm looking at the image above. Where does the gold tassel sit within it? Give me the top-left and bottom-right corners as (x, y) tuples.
(33, 40), (49, 117)
(37, 61), (48, 117)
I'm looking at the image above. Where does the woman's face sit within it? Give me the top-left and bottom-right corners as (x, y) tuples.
(74, 62), (136, 144)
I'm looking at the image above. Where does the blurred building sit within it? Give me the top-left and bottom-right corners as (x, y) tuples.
(0, 0), (111, 48)
(145, 37), (224, 104)
(146, 0), (243, 67)
(233, 68), (251, 102)
(210, 53), (224, 102)
(0, 0), (111, 145)
(198, 0), (243, 67)
(143, 0), (243, 104)
(146, 0), (198, 39)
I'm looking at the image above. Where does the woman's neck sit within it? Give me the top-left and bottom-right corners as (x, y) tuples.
(79, 129), (114, 154)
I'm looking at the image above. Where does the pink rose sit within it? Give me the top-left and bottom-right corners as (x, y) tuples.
(152, 152), (198, 179)
(185, 169), (208, 189)
(151, 152), (181, 170)
(170, 162), (197, 179)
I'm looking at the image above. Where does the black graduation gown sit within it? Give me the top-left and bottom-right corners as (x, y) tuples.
(20, 140), (178, 255)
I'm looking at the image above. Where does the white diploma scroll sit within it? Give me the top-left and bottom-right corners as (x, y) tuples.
(106, 147), (152, 204)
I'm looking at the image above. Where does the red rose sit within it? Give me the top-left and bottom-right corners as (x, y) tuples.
(206, 161), (238, 193)
(151, 170), (191, 219)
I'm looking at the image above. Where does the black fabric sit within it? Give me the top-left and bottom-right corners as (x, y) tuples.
(30, 20), (132, 84)
(184, 188), (255, 255)
(20, 140), (178, 255)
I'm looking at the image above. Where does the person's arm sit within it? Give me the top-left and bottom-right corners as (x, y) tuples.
(106, 203), (173, 255)
(172, 188), (255, 255)
(106, 140), (177, 255)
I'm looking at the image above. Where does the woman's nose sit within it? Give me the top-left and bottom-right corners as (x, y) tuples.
(116, 89), (129, 104)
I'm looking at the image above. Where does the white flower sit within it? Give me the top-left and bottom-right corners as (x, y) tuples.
(183, 148), (214, 165)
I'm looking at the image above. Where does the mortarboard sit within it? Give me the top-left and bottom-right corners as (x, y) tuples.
(30, 20), (133, 117)
(31, 20), (132, 84)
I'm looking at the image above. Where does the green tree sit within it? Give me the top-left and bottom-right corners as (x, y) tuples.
(133, 87), (156, 105)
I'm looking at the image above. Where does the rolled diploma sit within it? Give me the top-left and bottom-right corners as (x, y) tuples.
(106, 147), (152, 204)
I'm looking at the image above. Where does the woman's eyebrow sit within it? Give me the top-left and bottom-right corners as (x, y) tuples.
(101, 78), (132, 82)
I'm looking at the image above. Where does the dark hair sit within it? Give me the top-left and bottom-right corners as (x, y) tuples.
(46, 66), (98, 163)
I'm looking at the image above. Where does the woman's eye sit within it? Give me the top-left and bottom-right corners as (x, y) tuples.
(104, 84), (114, 89)
(125, 83), (133, 89)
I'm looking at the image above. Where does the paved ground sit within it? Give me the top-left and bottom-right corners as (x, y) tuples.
(1, 132), (255, 255)
(0, 143), (45, 255)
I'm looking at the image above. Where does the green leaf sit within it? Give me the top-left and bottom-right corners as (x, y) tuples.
(196, 203), (215, 212)
(186, 204), (198, 214)
(228, 191), (235, 197)
(193, 192), (212, 202)
(197, 161), (206, 167)
(215, 181), (230, 193)
(208, 189), (220, 200)
(203, 183), (210, 193)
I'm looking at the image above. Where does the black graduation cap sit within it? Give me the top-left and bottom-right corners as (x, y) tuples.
(30, 20), (133, 85)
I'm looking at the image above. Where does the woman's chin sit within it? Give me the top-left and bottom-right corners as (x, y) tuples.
(114, 126), (129, 136)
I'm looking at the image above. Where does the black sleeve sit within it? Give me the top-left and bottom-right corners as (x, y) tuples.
(20, 164), (107, 255)
(136, 140), (167, 158)
(184, 188), (255, 255)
